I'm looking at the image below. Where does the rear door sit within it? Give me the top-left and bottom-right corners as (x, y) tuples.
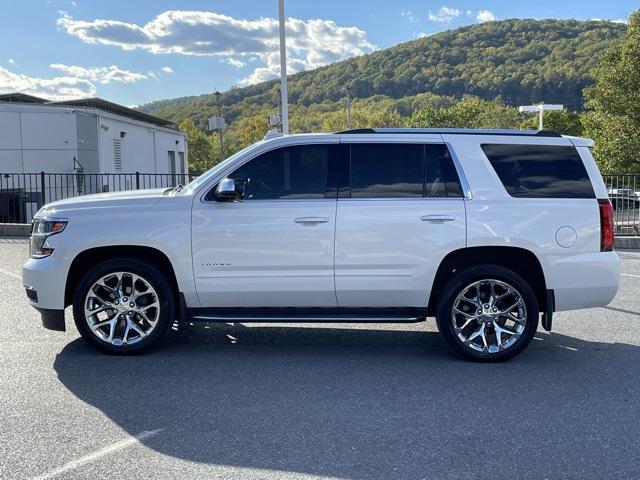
(335, 139), (467, 308)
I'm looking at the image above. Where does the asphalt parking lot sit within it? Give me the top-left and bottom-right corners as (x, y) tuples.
(1, 239), (640, 480)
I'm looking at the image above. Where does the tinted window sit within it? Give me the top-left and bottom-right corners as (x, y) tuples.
(226, 145), (330, 200)
(348, 143), (463, 198)
(350, 143), (423, 198)
(425, 144), (463, 198)
(482, 144), (595, 199)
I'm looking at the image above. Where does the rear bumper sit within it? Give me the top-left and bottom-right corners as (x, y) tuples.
(548, 251), (620, 311)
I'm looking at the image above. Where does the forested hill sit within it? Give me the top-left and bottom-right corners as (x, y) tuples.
(139, 19), (625, 127)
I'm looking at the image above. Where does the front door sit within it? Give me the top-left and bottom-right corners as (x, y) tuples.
(192, 143), (339, 308)
(335, 141), (467, 308)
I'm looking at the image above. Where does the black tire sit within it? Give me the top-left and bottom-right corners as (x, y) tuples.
(435, 264), (539, 362)
(72, 257), (176, 354)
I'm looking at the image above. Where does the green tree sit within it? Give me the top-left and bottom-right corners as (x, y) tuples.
(238, 115), (269, 147)
(406, 97), (520, 129)
(584, 10), (640, 172)
(519, 110), (585, 136)
(179, 119), (217, 174)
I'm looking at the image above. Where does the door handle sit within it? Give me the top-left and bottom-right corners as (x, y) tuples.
(421, 215), (456, 223)
(295, 217), (329, 225)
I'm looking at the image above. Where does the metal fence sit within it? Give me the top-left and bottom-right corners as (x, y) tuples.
(603, 174), (640, 237)
(0, 172), (197, 223)
(3, 172), (640, 237)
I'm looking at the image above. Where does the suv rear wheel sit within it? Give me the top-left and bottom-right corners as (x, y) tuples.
(435, 265), (539, 362)
(72, 257), (175, 354)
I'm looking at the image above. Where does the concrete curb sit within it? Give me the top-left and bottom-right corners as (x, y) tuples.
(0, 223), (31, 237)
(615, 237), (640, 250)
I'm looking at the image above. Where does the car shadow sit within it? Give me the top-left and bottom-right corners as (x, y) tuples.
(53, 323), (640, 479)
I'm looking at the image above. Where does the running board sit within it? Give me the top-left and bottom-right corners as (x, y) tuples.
(187, 307), (427, 324)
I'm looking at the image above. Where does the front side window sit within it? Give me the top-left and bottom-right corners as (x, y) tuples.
(224, 145), (331, 200)
(482, 144), (595, 198)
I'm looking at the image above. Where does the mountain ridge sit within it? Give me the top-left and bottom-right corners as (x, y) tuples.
(138, 18), (626, 128)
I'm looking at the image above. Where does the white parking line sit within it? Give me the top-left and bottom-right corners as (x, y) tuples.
(31, 429), (163, 480)
(0, 267), (21, 282)
(622, 273), (640, 278)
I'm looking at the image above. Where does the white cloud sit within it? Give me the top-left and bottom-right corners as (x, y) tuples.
(8, 58), (16, 65)
(57, 10), (376, 86)
(161, 66), (174, 73)
(225, 58), (247, 68)
(428, 6), (461, 23)
(590, 18), (628, 24)
(0, 66), (95, 100)
(49, 64), (148, 83)
(401, 8), (419, 23)
(476, 10), (498, 23)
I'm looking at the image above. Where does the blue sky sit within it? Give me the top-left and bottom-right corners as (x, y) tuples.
(0, 0), (635, 106)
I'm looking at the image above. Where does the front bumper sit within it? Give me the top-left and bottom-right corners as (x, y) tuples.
(35, 307), (66, 331)
(23, 254), (69, 331)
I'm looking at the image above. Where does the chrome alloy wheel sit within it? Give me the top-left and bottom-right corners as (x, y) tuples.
(84, 271), (161, 346)
(451, 279), (527, 354)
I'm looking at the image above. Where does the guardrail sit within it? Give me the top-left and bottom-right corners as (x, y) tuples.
(0, 172), (197, 224)
(602, 175), (640, 237)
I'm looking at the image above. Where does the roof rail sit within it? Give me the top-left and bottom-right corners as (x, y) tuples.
(335, 128), (562, 138)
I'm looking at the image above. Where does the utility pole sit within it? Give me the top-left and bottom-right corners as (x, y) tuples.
(345, 85), (353, 130)
(278, 0), (289, 134)
(518, 103), (564, 130)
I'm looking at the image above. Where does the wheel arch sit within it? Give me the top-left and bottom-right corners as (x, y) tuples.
(64, 245), (180, 308)
(427, 246), (548, 315)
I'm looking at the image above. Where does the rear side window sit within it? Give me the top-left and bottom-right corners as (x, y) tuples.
(349, 143), (463, 198)
(482, 144), (594, 199)
(350, 143), (423, 198)
(425, 144), (464, 198)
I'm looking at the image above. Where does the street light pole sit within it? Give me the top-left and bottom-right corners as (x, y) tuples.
(215, 91), (224, 161)
(345, 85), (353, 130)
(518, 103), (564, 131)
(278, 0), (289, 134)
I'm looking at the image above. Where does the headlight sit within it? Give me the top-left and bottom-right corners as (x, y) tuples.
(30, 219), (67, 259)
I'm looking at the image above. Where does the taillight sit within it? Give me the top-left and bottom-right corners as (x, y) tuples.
(598, 199), (614, 252)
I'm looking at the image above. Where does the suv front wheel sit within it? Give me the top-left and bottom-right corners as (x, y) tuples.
(435, 265), (539, 362)
(72, 257), (175, 354)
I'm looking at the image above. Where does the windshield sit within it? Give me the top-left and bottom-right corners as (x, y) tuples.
(180, 141), (264, 196)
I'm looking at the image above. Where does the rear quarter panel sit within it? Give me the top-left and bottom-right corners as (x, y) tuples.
(446, 134), (619, 311)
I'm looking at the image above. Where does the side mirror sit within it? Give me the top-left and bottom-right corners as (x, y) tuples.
(214, 178), (242, 202)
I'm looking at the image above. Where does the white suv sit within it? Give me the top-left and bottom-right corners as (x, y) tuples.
(22, 129), (621, 361)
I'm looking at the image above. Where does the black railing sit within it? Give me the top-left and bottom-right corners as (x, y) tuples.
(3, 172), (640, 237)
(0, 172), (197, 224)
(602, 175), (640, 237)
